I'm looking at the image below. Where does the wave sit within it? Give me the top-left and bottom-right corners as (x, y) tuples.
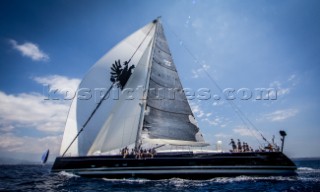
(209, 176), (298, 183)
(297, 167), (315, 171)
(102, 178), (150, 183)
(106, 176), (297, 184)
(297, 167), (320, 174)
(58, 171), (80, 178)
(99, 169), (320, 185)
(99, 175), (320, 187)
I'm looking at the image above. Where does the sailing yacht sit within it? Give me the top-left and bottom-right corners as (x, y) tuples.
(51, 18), (297, 179)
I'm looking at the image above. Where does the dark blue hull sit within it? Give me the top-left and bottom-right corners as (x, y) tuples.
(51, 152), (297, 179)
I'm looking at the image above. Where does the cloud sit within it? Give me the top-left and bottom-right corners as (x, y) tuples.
(0, 74), (81, 160)
(0, 133), (61, 156)
(287, 74), (299, 87)
(9, 39), (49, 61)
(190, 102), (212, 118)
(203, 116), (221, 126)
(288, 74), (296, 81)
(0, 74), (80, 133)
(264, 108), (299, 122)
(0, 91), (69, 132)
(191, 63), (210, 78)
(0, 124), (14, 132)
(206, 113), (212, 117)
(191, 69), (200, 78)
(190, 102), (228, 127)
(233, 126), (260, 138)
(214, 133), (232, 138)
(269, 80), (290, 97)
(33, 75), (81, 93)
(202, 116), (228, 128)
(190, 102), (205, 118)
(213, 101), (224, 106)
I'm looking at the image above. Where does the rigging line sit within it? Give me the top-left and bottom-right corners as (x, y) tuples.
(162, 19), (270, 145)
(62, 21), (157, 157)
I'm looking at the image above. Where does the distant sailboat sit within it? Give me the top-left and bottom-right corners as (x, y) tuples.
(41, 149), (49, 164)
(51, 18), (296, 179)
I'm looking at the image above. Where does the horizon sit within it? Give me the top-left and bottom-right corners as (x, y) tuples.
(1, 0), (320, 162)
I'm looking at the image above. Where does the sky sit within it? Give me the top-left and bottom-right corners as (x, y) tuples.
(0, 0), (320, 162)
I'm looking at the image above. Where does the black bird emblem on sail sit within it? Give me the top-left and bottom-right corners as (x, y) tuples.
(110, 59), (135, 90)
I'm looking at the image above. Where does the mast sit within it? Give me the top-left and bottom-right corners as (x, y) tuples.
(134, 18), (160, 150)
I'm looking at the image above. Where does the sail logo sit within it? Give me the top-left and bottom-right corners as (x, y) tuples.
(110, 59), (135, 90)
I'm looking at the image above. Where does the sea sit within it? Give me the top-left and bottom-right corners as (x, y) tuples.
(0, 159), (319, 192)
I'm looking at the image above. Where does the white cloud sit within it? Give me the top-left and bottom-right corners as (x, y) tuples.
(214, 133), (232, 138)
(190, 102), (205, 118)
(269, 80), (290, 97)
(191, 69), (200, 78)
(0, 74), (80, 160)
(233, 126), (260, 138)
(202, 116), (228, 128)
(288, 74), (296, 81)
(0, 75), (79, 133)
(191, 63), (210, 78)
(203, 116), (221, 126)
(287, 74), (299, 87)
(9, 39), (49, 61)
(0, 91), (69, 132)
(0, 122), (15, 132)
(0, 133), (61, 156)
(189, 102), (228, 127)
(33, 75), (81, 93)
(213, 101), (224, 106)
(264, 108), (299, 122)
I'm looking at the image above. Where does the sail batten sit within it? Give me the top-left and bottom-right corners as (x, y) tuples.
(146, 105), (192, 116)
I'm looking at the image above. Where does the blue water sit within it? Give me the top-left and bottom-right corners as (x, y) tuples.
(0, 159), (319, 192)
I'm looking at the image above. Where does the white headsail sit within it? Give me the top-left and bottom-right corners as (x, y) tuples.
(88, 37), (155, 155)
(60, 22), (156, 156)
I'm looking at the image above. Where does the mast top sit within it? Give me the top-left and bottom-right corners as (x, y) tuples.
(153, 16), (161, 23)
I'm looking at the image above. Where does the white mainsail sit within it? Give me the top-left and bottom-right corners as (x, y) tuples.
(140, 21), (207, 147)
(60, 19), (207, 157)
